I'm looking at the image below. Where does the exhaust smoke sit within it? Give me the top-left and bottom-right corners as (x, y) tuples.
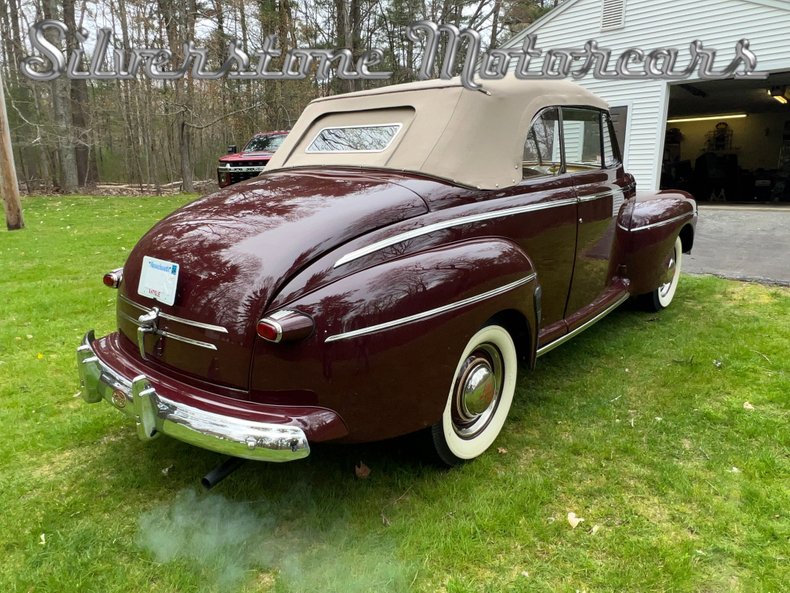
(137, 488), (413, 592)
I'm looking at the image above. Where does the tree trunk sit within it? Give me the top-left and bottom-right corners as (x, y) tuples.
(63, 0), (97, 186)
(0, 71), (24, 230)
(491, 0), (502, 47)
(43, 0), (78, 192)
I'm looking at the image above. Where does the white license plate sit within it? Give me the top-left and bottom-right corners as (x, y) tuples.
(137, 256), (180, 306)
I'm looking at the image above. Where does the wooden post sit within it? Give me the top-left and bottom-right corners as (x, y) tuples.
(0, 69), (24, 231)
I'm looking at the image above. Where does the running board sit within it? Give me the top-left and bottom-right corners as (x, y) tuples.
(536, 292), (630, 358)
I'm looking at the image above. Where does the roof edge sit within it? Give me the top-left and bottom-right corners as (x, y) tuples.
(501, 0), (790, 50)
(499, 0), (585, 49)
(740, 0), (790, 10)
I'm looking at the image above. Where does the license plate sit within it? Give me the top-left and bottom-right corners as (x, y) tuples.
(137, 256), (180, 306)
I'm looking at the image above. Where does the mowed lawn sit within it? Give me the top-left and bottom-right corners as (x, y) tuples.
(0, 195), (787, 593)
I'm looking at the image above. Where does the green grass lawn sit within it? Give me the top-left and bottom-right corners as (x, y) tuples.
(1, 195), (788, 593)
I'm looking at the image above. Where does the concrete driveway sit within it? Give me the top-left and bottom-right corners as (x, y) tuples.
(684, 205), (790, 285)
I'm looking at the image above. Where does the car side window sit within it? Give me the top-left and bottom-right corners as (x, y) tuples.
(523, 107), (562, 178)
(561, 108), (603, 172)
(602, 111), (621, 167)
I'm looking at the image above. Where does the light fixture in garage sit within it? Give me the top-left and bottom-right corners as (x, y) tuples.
(769, 86), (789, 105)
(666, 114), (748, 124)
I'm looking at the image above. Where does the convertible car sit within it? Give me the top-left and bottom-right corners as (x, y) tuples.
(77, 77), (696, 467)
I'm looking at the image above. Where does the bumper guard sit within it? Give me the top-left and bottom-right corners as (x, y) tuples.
(76, 331), (310, 462)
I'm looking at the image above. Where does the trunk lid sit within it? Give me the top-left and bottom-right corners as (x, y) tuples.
(117, 169), (427, 390)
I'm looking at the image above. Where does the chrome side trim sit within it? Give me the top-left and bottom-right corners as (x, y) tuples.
(325, 274), (537, 343)
(578, 190), (613, 203)
(536, 292), (629, 358)
(333, 198), (578, 268)
(120, 311), (218, 351)
(156, 331), (218, 351)
(119, 294), (228, 334)
(631, 212), (692, 232)
(119, 311), (143, 325)
(120, 294), (146, 310)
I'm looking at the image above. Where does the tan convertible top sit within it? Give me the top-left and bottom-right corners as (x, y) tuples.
(264, 76), (608, 190)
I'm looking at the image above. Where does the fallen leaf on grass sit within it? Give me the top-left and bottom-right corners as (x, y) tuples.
(567, 512), (585, 528)
(590, 524), (601, 535)
(728, 467), (741, 474)
(520, 571), (529, 578)
(497, 447), (508, 455)
(743, 402), (755, 411)
(39, 533), (46, 546)
(161, 465), (174, 476)
(355, 461), (371, 479)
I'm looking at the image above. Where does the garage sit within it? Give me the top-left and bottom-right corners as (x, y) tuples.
(662, 73), (790, 203)
(500, 0), (790, 202)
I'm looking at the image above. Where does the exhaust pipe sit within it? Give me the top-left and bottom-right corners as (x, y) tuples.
(201, 456), (246, 490)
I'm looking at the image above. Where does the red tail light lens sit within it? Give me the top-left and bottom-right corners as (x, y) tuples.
(103, 268), (123, 288)
(256, 319), (282, 342)
(257, 310), (314, 343)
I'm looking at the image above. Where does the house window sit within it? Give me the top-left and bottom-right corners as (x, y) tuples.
(609, 106), (629, 155)
(562, 108), (604, 171)
(602, 112), (621, 167)
(601, 0), (626, 31)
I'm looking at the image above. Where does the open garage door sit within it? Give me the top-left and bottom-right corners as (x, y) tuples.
(663, 73), (790, 205)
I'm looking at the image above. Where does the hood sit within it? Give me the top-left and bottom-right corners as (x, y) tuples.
(218, 151), (275, 163)
(117, 169), (428, 389)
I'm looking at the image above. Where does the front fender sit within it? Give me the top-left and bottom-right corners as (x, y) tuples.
(249, 238), (539, 443)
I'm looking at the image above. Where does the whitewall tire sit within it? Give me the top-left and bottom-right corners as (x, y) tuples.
(645, 236), (683, 311)
(432, 324), (518, 466)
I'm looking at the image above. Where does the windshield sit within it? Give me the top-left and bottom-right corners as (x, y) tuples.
(244, 134), (286, 153)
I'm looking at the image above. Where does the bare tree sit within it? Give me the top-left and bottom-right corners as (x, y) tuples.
(43, 0), (78, 192)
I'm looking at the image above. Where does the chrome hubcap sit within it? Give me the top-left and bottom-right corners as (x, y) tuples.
(463, 363), (496, 416)
(659, 250), (678, 297)
(452, 344), (503, 439)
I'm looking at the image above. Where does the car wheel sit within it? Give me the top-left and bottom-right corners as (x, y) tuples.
(431, 324), (517, 466)
(643, 236), (683, 312)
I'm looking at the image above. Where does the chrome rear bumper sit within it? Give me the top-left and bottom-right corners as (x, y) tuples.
(76, 331), (310, 462)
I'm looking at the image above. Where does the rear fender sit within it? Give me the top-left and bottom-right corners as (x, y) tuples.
(250, 238), (539, 442)
(625, 191), (697, 295)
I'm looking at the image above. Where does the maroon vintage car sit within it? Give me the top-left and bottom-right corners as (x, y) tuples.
(216, 130), (288, 188)
(78, 77), (696, 469)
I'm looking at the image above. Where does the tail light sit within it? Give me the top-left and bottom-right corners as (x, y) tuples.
(103, 268), (123, 288)
(257, 310), (314, 343)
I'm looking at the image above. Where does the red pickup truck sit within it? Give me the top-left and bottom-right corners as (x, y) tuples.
(216, 130), (288, 188)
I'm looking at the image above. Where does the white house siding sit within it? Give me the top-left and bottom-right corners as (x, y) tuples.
(501, 0), (790, 190)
